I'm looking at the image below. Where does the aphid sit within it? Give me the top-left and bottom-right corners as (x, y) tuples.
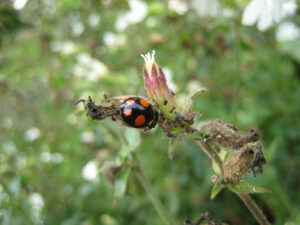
(169, 106), (176, 113)
(120, 97), (158, 130)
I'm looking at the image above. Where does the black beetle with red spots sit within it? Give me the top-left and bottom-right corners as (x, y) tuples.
(120, 97), (158, 130)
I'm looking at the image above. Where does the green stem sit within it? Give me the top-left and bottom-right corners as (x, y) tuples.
(232, 13), (242, 123)
(237, 193), (270, 225)
(134, 165), (179, 225)
(189, 132), (224, 175)
(196, 140), (224, 175)
(0, 179), (35, 225)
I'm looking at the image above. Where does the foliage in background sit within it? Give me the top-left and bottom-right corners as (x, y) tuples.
(1, 0), (300, 224)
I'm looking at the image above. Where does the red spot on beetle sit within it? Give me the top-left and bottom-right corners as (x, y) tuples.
(140, 98), (150, 108)
(124, 109), (132, 117)
(126, 99), (135, 106)
(135, 115), (146, 126)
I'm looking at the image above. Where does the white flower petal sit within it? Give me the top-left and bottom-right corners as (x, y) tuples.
(80, 131), (95, 144)
(243, 0), (297, 31)
(29, 193), (44, 221)
(13, 0), (28, 10)
(24, 127), (41, 142)
(242, 0), (262, 26)
(40, 151), (52, 163)
(270, 0), (284, 22)
(282, 1), (298, 16)
(168, 0), (188, 15)
(88, 14), (100, 27)
(257, 7), (273, 31)
(192, 0), (221, 17)
(276, 21), (300, 41)
(82, 161), (99, 182)
(127, 0), (148, 23)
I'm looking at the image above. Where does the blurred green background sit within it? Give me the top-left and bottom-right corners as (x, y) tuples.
(1, 0), (300, 224)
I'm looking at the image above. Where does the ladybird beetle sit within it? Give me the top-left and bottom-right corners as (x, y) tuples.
(120, 97), (158, 130)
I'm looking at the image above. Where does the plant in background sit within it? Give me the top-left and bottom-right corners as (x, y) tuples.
(78, 51), (270, 225)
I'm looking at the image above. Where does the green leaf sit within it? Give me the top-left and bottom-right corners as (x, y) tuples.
(9, 176), (20, 199)
(212, 161), (221, 174)
(3, 209), (12, 225)
(148, 2), (165, 15)
(184, 88), (207, 114)
(125, 128), (141, 148)
(278, 39), (300, 63)
(210, 183), (225, 200)
(118, 129), (141, 163)
(228, 181), (271, 194)
(219, 149), (232, 163)
(118, 145), (135, 163)
(113, 167), (131, 206)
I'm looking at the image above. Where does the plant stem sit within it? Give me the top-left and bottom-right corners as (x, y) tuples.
(196, 140), (224, 175)
(191, 131), (269, 225)
(134, 165), (179, 225)
(232, 12), (242, 124)
(237, 193), (270, 225)
(189, 132), (224, 175)
(0, 179), (35, 225)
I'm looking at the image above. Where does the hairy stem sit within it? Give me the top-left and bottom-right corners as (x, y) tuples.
(237, 193), (270, 225)
(134, 165), (179, 225)
(189, 132), (224, 175)
(195, 140), (224, 175)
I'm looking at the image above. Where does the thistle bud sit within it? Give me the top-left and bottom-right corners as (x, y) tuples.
(141, 51), (194, 136)
(141, 51), (178, 112)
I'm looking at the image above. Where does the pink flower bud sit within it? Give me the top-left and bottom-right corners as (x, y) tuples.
(141, 51), (194, 136)
(141, 51), (180, 117)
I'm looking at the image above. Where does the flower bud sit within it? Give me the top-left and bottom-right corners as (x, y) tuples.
(141, 51), (178, 112)
(141, 51), (194, 136)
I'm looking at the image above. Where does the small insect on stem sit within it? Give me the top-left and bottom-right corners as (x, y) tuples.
(103, 93), (109, 100)
(169, 106), (176, 113)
